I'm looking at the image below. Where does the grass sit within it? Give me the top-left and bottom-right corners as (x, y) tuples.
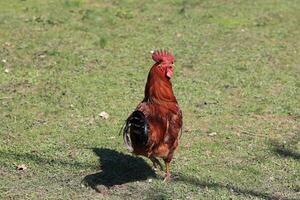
(0, 0), (299, 199)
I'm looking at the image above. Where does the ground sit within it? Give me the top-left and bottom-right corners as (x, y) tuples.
(0, 0), (299, 199)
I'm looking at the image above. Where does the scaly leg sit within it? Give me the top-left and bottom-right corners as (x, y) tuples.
(163, 160), (171, 182)
(150, 156), (163, 171)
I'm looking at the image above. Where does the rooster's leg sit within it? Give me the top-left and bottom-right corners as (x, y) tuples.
(150, 156), (163, 171)
(163, 160), (171, 182)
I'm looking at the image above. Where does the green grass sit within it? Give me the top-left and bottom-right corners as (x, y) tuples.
(0, 0), (299, 199)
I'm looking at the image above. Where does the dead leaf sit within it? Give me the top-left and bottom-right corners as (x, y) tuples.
(3, 42), (11, 47)
(16, 164), (27, 170)
(99, 111), (109, 119)
(34, 50), (47, 58)
(208, 132), (217, 137)
(176, 32), (182, 37)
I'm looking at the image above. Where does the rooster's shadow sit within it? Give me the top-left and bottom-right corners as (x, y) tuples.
(82, 148), (156, 189)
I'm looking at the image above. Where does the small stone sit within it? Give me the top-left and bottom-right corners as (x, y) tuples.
(16, 164), (27, 170)
(95, 185), (109, 195)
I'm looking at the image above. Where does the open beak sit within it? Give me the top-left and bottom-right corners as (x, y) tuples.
(166, 71), (173, 78)
(166, 65), (174, 78)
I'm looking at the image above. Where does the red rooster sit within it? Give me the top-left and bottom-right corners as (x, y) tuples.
(123, 50), (183, 181)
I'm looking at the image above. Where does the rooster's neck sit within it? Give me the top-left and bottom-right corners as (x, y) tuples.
(143, 68), (177, 105)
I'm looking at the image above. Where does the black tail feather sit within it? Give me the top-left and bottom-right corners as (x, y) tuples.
(124, 111), (148, 149)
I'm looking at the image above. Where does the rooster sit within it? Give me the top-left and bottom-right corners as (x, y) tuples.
(123, 50), (183, 181)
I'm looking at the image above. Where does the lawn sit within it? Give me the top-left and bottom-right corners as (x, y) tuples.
(0, 0), (299, 199)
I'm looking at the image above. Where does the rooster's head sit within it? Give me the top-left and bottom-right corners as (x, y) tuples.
(151, 50), (175, 79)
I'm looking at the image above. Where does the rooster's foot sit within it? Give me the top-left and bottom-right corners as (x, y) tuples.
(163, 173), (171, 182)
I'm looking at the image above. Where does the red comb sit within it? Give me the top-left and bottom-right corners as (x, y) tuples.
(152, 50), (174, 63)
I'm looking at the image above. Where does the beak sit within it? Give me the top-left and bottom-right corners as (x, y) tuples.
(166, 65), (174, 78)
(166, 70), (173, 78)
